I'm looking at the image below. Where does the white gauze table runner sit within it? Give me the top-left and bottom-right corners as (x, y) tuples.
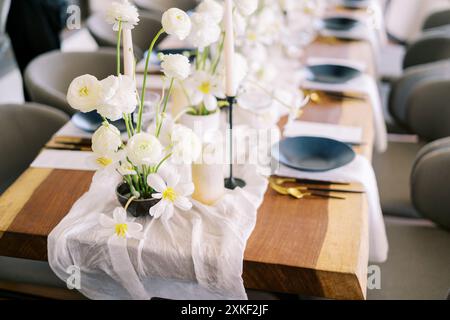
(48, 164), (267, 300)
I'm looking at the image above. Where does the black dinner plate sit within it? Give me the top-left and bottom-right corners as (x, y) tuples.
(323, 17), (360, 31)
(272, 136), (356, 172)
(72, 111), (127, 133)
(305, 64), (361, 84)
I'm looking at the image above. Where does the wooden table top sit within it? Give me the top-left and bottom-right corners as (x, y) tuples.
(0, 33), (376, 299)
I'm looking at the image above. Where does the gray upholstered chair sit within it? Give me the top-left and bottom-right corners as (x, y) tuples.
(374, 60), (450, 219)
(402, 27), (450, 70)
(86, 11), (164, 59)
(388, 60), (450, 133)
(134, 0), (198, 15)
(24, 49), (119, 115)
(369, 138), (450, 299)
(422, 8), (450, 31)
(0, 103), (68, 194)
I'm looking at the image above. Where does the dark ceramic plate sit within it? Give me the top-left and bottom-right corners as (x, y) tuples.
(72, 111), (127, 133)
(305, 64), (361, 84)
(323, 17), (360, 31)
(272, 136), (356, 172)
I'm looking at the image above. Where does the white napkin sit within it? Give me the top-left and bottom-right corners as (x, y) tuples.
(284, 121), (363, 145)
(31, 150), (97, 171)
(55, 121), (93, 139)
(302, 57), (388, 153)
(275, 155), (388, 263)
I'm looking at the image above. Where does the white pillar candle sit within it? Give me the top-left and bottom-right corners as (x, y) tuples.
(224, 0), (236, 96)
(192, 143), (225, 205)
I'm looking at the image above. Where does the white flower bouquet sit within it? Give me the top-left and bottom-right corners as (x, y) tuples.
(66, 1), (200, 218)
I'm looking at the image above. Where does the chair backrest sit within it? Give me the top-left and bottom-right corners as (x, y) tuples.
(407, 78), (450, 141)
(411, 137), (450, 230)
(86, 11), (164, 58)
(389, 60), (450, 137)
(422, 8), (450, 31)
(0, 103), (68, 194)
(403, 27), (450, 69)
(0, 0), (10, 35)
(24, 49), (118, 115)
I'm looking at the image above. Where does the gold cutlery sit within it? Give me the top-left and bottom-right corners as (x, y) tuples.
(304, 89), (367, 102)
(270, 182), (346, 200)
(53, 136), (92, 146)
(270, 177), (364, 194)
(272, 177), (350, 186)
(45, 142), (91, 152)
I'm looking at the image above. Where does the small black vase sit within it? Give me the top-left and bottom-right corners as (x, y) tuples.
(116, 183), (160, 217)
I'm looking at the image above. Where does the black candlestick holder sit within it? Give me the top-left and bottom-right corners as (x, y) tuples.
(224, 96), (246, 190)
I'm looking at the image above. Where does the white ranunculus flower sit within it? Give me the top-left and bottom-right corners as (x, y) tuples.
(188, 13), (221, 49)
(66, 74), (103, 112)
(160, 53), (191, 80)
(97, 75), (138, 121)
(170, 124), (201, 164)
(126, 132), (163, 166)
(161, 8), (192, 40)
(147, 166), (194, 220)
(105, 0), (140, 31)
(196, 0), (224, 23)
(99, 207), (144, 239)
(235, 0), (258, 16)
(92, 123), (122, 158)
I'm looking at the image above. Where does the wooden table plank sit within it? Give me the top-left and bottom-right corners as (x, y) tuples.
(0, 36), (376, 299)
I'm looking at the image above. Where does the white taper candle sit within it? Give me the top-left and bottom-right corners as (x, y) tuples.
(224, 0), (236, 96)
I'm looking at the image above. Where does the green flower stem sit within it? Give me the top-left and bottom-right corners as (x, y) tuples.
(156, 77), (175, 137)
(155, 152), (173, 173)
(116, 20), (123, 76)
(137, 28), (165, 133)
(202, 47), (209, 70)
(196, 49), (201, 70)
(122, 113), (132, 138)
(211, 32), (225, 75)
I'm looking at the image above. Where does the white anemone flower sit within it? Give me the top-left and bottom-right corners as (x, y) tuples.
(105, 0), (140, 31)
(147, 167), (194, 220)
(189, 71), (224, 111)
(66, 74), (103, 113)
(99, 207), (144, 239)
